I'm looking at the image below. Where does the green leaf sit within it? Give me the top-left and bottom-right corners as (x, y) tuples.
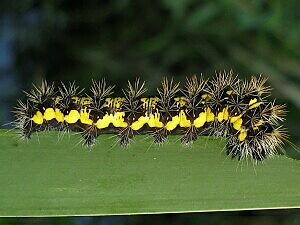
(0, 129), (299, 216)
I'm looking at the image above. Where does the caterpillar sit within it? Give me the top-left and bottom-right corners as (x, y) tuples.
(13, 71), (288, 161)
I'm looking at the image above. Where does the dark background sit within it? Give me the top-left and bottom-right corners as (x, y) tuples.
(0, 0), (299, 224)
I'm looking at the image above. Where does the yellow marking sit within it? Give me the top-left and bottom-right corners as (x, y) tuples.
(141, 97), (159, 109)
(131, 116), (149, 130)
(71, 97), (92, 105)
(148, 112), (164, 128)
(105, 97), (124, 109)
(226, 90), (233, 95)
(230, 115), (241, 123)
(230, 114), (243, 131)
(249, 98), (257, 105)
(112, 112), (127, 127)
(201, 94), (211, 101)
(179, 110), (191, 127)
(116, 98), (125, 108)
(43, 108), (56, 121)
(55, 109), (64, 122)
(201, 94), (208, 99)
(95, 111), (128, 129)
(150, 97), (159, 108)
(165, 115), (180, 131)
(253, 120), (264, 130)
(105, 98), (113, 107)
(206, 108), (215, 122)
(165, 109), (193, 130)
(54, 96), (61, 104)
(217, 107), (229, 122)
(140, 98), (148, 103)
(217, 112), (223, 122)
(249, 102), (262, 109)
(72, 97), (80, 104)
(95, 114), (113, 129)
(193, 107), (215, 128)
(233, 118), (243, 131)
(193, 111), (206, 128)
(255, 120), (263, 127)
(32, 111), (43, 124)
(248, 98), (262, 109)
(80, 97), (92, 105)
(238, 129), (247, 141)
(80, 108), (93, 125)
(64, 110), (80, 124)
(141, 98), (149, 108)
(174, 97), (188, 107)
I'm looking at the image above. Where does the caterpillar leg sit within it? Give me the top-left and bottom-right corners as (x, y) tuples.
(80, 125), (99, 147)
(181, 126), (198, 146)
(13, 100), (39, 139)
(118, 127), (134, 147)
(152, 128), (168, 145)
(226, 138), (243, 160)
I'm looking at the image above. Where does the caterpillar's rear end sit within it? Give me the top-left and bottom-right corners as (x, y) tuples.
(13, 71), (288, 161)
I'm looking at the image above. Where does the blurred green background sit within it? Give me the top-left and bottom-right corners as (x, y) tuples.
(0, 0), (299, 224)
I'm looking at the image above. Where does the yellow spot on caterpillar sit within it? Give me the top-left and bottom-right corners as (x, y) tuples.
(217, 112), (223, 122)
(249, 102), (262, 109)
(112, 112), (128, 127)
(72, 97), (80, 104)
(161, 110), (192, 130)
(71, 97), (92, 105)
(141, 98), (149, 108)
(55, 109), (64, 122)
(233, 118), (243, 131)
(65, 110), (80, 124)
(230, 115), (241, 123)
(141, 97), (159, 109)
(95, 114), (113, 129)
(238, 129), (247, 141)
(174, 97), (188, 107)
(131, 116), (149, 130)
(255, 120), (263, 127)
(179, 110), (191, 127)
(193, 111), (206, 128)
(96, 112), (128, 129)
(206, 108), (215, 122)
(193, 108), (215, 128)
(148, 112), (163, 128)
(150, 97), (159, 107)
(253, 120), (264, 130)
(105, 97), (124, 109)
(44, 108), (56, 121)
(80, 108), (93, 125)
(165, 115), (180, 131)
(32, 111), (43, 124)
(249, 98), (257, 105)
(54, 96), (61, 104)
(230, 114), (243, 131)
(226, 90), (233, 95)
(248, 98), (262, 109)
(201, 94), (211, 101)
(217, 107), (229, 122)
(80, 97), (92, 105)
(105, 98), (113, 107)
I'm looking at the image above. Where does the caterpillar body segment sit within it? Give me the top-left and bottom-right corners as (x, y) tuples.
(14, 72), (288, 161)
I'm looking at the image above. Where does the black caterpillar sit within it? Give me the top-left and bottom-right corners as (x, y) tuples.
(14, 71), (288, 161)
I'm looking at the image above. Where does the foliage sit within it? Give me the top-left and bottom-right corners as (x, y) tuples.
(0, 130), (299, 216)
